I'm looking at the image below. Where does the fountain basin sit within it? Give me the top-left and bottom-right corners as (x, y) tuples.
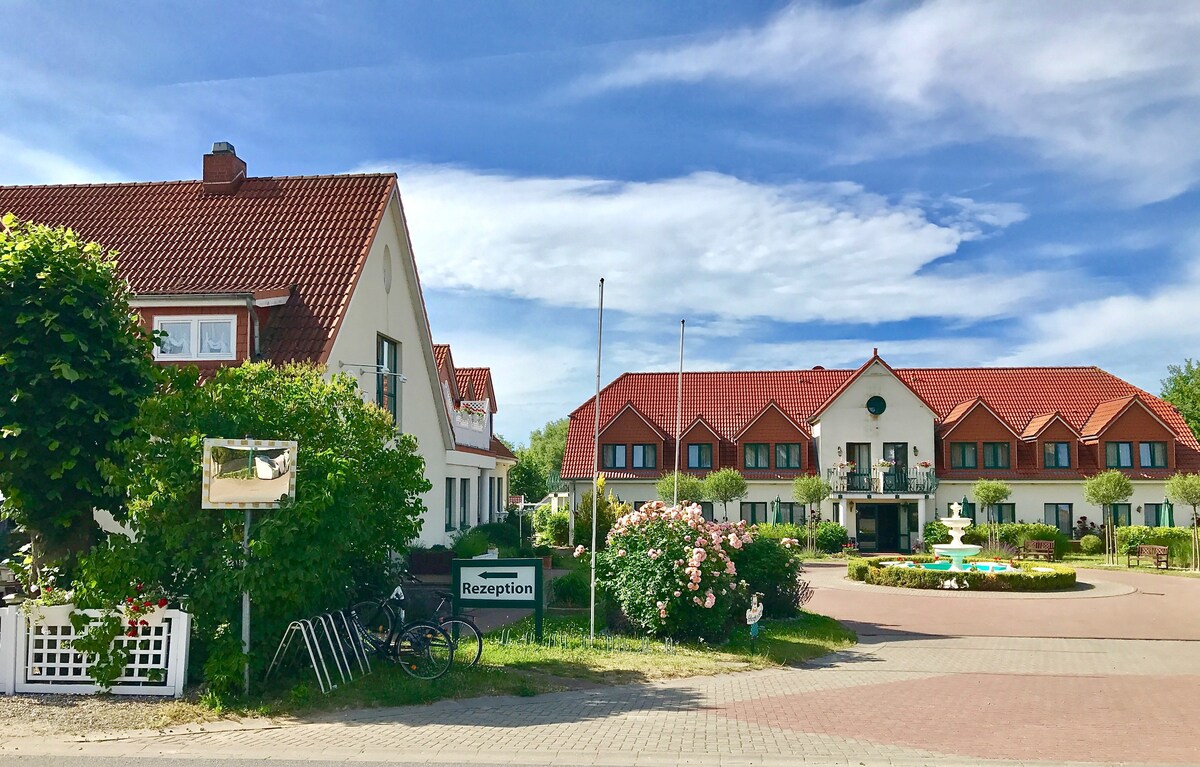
(883, 559), (1018, 574)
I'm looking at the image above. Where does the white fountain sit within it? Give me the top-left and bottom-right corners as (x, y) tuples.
(932, 501), (981, 572)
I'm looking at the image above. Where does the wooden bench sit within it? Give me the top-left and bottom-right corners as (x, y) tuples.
(1128, 544), (1169, 569)
(1020, 539), (1056, 561)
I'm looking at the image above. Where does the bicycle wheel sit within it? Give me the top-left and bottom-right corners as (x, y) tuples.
(394, 622), (454, 680)
(351, 600), (394, 647)
(440, 617), (483, 667)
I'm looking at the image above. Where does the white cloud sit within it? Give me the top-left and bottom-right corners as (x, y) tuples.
(376, 163), (1036, 326)
(0, 134), (118, 186)
(584, 1), (1200, 203)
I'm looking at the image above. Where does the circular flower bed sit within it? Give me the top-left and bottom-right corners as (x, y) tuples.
(847, 555), (1076, 591)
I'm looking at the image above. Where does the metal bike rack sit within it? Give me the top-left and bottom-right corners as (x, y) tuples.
(265, 609), (370, 694)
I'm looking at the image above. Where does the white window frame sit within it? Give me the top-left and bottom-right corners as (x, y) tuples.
(153, 315), (238, 361)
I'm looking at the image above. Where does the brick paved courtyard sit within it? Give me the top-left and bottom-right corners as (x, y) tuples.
(2, 564), (1197, 767)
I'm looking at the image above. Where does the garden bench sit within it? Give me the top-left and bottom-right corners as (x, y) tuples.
(1020, 539), (1055, 561)
(1127, 544), (1169, 569)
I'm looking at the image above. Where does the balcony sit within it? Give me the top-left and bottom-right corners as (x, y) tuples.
(827, 468), (938, 495)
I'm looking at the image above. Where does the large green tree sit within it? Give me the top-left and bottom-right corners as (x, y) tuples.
(525, 417), (568, 480)
(0, 216), (158, 573)
(703, 468), (747, 522)
(77, 363), (431, 694)
(1162, 360), (1200, 441)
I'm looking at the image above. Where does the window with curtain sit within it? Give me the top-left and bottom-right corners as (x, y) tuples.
(602, 444), (627, 469)
(1144, 503), (1164, 527)
(995, 503), (1016, 524)
(687, 443), (712, 469)
(740, 502), (767, 524)
(1139, 441), (1167, 468)
(1044, 503), (1072, 536)
(743, 443), (769, 469)
(1043, 442), (1071, 468)
(1106, 442), (1133, 468)
(983, 442), (1010, 469)
(376, 335), (400, 427)
(444, 478), (455, 531)
(1110, 503), (1132, 527)
(631, 444), (657, 469)
(775, 443), (802, 469)
(951, 442), (977, 469)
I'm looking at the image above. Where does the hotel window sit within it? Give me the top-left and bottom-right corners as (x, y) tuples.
(1044, 441), (1071, 468)
(740, 502), (767, 524)
(376, 335), (400, 428)
(602, 444), (627, 469)
(950, 442), (977, 469)
(444, 478), (455, 531)
(459, 478), (471, 529)
(1110, 503), (1132, 527)
(631, 444), (657, 469)
(1106, 442), (1133, 468)
(154, 315), (237, 361)
(1144, 503), (1170, 527)
(983, 442), (1010, 469)
(775, 443), (802, 469)
(994, 503), (1016, 524)
(1139, 441), (1167, 469)
(744, 443), (769, 469)
(1044, 503), (1072, 536)
(698, 502), (714, 521)
(779, 501), (799, 524)
(688, 443), (713, 469)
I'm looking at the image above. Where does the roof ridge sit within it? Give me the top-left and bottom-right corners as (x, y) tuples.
(0, 171), (397, 191)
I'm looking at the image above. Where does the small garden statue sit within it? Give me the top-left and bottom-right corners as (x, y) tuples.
(746, 592), (764, 641)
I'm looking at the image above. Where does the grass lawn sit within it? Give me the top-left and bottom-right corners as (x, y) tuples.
(1062, 553), (1200, 578)
(0, 611), (854, 733)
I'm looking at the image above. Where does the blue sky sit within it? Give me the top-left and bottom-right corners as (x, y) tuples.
(4, 1), (1200, 443)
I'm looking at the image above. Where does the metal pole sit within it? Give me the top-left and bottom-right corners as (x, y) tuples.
(243, 508), (251, 697)
(673, 320), (684, 506)
(589, 278), (604, 641)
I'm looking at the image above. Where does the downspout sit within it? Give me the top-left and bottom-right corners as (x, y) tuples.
(245, 297), (261, 360)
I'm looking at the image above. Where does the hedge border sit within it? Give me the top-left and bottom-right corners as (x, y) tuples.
(847, 555), (1076, 592)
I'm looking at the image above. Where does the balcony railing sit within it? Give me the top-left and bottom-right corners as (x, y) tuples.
(827, 468), (938, 494)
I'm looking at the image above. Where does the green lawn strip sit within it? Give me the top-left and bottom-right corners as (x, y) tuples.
(1062, 553), (1200, 578)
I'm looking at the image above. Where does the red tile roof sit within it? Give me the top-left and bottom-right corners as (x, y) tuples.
(562, 366), (1200, 478)
(456, 367), (497, 413)
(1080, 395), (1137, 438)
(0, 174), (396, 363)
(433, 344), (451, 372)
(1020, 412), (1076, 440)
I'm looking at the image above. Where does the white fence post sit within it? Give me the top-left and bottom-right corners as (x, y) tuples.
(0, 606), (16, 695)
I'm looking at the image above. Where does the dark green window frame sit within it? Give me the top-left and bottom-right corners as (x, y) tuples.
(983, 442), (1010, 469)
(444, 478), (455, 531)
(1044, 503), (1072, 536)
(740, 502), (767, 524)
(744, 443), (769, 469)
(778, 501), (799, 524)
(950, 442), (977, 469)
(631, 443), (657, 469)
(459, 477), (471, 530)
(1110, 503), (1132, 527)
(1144, 503), (1165, 527)
(602, 444), (626, 469)
(1043, 441), (1071, 468)
(994, 503), (1016, 524)
(1106, 441), (1133, 468)
(376, 335), (400, 428)
(775, 443), (802, 469)
(687, 443), (713, 469)
(1139, 441), (1167, 469)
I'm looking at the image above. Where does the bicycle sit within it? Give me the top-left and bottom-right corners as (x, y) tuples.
(350, 585), (454, 680)
(352, 581), (483, 668)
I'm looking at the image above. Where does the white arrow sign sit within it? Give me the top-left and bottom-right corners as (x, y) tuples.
(457, 562), (538, 602)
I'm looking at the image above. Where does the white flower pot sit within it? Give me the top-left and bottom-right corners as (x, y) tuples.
(124, 603), (166, 629)
(24, 602), (75, 627)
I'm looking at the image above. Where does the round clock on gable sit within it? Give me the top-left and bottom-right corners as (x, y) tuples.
(866, 396), (886, 415)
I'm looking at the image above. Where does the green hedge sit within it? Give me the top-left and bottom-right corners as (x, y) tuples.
(924, 521), (1069, 559)
(756, 520), (848, 553)
(847, 555), (1076, 591)
(1115, 526), (1195, 568)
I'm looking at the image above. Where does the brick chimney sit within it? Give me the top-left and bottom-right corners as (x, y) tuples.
(202, 141), (247, 195)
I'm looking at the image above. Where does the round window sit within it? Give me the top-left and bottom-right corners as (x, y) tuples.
(866, 396), (886, 415)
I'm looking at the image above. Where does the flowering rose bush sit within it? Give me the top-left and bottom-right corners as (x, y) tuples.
(596, 501), (748, 640)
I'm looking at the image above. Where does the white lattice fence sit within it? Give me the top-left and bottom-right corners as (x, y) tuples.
(0, 605), (190, 696)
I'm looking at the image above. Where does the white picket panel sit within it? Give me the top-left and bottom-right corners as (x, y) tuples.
(0, 605), (190, 697)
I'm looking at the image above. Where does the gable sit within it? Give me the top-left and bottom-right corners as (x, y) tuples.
(1036, 418), (1079, 442)
(681, 417), (720, 444)
(812, 360), (935, 423)
(942, 401), (1019, 440)
(599, 404), (666, 442)
(1094, 400), (1176, 442)
(737, 403), (808, 443)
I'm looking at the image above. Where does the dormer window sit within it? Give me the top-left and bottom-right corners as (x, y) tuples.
(154, 315), (236, 361)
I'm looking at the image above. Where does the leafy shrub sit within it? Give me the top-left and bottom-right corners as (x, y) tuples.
(550, 568), (590, 607)
(474, 522), (519, 549)
(452, 529), (490, 558)
(923, 520), (949, 548)
(814, 521), (849, 553)
(729, 536), (810, 618)
(72, 363), (430, 697)
(848, 555), (1076, 591)
(1115, 526), (1195, 567)
(532, 507), (569, 546)
(952, 522), (1068, 558)
(1079, 534), (1104, 554)
(576, 488), (627, 550)
(597, 501), (744, 641)
(754, 523), (804, 541)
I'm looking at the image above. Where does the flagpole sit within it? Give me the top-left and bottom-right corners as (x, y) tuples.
(673, 320), (685, 505)
(589, 278), (604, 641)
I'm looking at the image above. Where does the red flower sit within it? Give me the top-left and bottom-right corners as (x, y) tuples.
(143, 600), (152, 608)
(125, 596), (134, 604)
(157, 598), (168, 608)
(126, 629), (138, 637)
(128, 619), (138, 626)
(136, 583), (144, 592)
(139, 619), (148, 626)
